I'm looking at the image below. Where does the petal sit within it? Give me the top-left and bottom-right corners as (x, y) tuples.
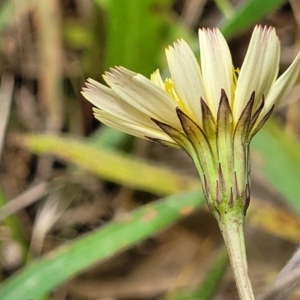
(82, 78), (157, 129)
(254, 51), (300, 126)
(265, 51), (300, 110)
(198, 28), (234, 117)
(93, 108), (175, 143)
(234, 26), (280, 121)
(103, 67), (181, 129)
(150, 69), (165, 90)
(165, 39), (204, 123)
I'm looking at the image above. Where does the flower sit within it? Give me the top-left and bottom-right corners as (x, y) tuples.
(82, 25), (300, 219)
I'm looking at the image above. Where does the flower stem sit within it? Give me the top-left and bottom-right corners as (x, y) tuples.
(218, 212), (255, 300)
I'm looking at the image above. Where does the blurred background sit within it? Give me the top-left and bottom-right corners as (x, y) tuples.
(0, 0), (300, 299)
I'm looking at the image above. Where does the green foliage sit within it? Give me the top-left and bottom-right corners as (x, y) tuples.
(93, 0), (183, 76)
(0, 0), (16, 33)
(0, 190), (204, 300)
(171, 248), (229, 300)
(252, 120), (300, 214)
(21, 134), (200, 195)
(220, 0), (287, 37)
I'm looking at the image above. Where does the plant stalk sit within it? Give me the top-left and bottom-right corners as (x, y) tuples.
(218, 212), (255, 300)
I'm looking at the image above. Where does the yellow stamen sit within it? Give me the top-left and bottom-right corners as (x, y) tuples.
(164, 79), (189, 113)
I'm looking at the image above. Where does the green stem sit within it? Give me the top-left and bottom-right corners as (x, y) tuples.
(218, 212), (255, 300)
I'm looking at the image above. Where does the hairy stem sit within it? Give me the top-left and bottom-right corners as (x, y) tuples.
(218, 212), (255, 300)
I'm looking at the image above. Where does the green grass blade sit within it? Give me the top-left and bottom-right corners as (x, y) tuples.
(220, 0), (286, 38)
(20, 134), (200, 195)
(252, 119), (300, 214)
(0, 190), (204, 300)
(171, 247), (228, 300)
(194, 248), (229, 299)
(94, 0), (173, 75)
(88, 126), (130, 149)
(214, 0), (235, 19)
(0, 0), (15, 32)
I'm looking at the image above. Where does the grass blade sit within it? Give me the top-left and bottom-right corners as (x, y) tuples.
(0, 190), (204, 300)
(252, 119), (300, 214)
(220, 0), (286, 38)
(20, 134), (200, 196)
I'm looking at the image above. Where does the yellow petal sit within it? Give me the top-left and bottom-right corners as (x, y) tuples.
(165, 39), (204, 123)
(266, 51), (300, 110)
(198, 28), (234, 118)
(150, 69), (165, 90)
(82, 78), (160, 130)
(254, 51), (300, 126)
(234, 26), (280, 121)
(93, 108), (175, 143)
(104, 67), (181, 129)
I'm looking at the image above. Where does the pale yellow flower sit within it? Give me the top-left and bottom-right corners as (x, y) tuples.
(82, 27), (300, 298)
(83, 26), (299, 144)
(82, 25), (300, 217)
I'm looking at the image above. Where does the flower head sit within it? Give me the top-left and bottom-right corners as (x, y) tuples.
(82, 25), (300, 219)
